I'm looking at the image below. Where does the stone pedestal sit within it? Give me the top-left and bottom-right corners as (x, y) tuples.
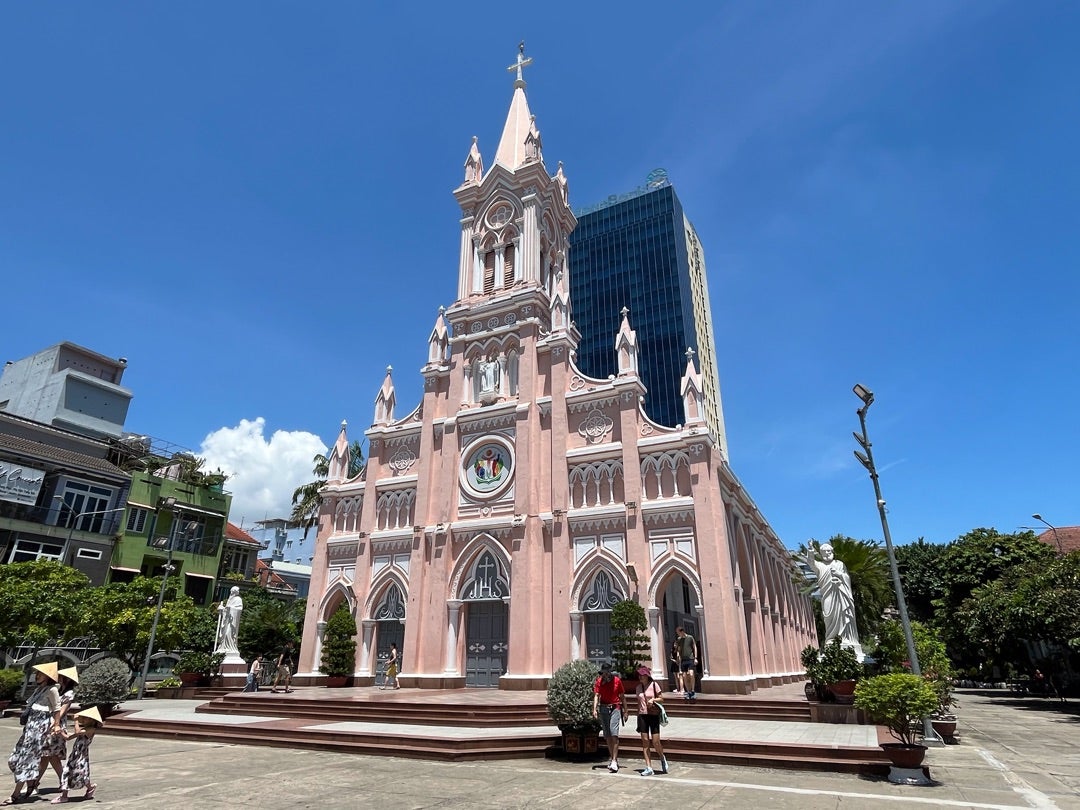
(219, 658), (248, 690)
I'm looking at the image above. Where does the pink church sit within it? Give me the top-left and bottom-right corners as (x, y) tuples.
(298, 51), (814, 693)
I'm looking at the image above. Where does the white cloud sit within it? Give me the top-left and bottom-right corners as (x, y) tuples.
(199, 418), (327, 528)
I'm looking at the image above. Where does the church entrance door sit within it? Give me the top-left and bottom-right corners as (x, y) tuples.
(465, 600), (508, 687)
(375, 620), (404, 687)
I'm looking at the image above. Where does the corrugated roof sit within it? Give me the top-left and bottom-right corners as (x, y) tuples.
(0, 431), (127, 478)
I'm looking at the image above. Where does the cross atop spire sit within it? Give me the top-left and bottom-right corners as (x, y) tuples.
(507, 41), (533, 88)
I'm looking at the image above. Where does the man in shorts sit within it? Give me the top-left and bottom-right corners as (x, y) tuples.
(591, 663), (626, 773)
(270, 640), (295, 693)
(676, 626), (698, 700)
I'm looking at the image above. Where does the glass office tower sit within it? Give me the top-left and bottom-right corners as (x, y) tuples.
(569, 178), (728, 457)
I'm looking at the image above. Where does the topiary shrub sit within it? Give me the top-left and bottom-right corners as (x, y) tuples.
(0, 668), (23, 701)
(610, 599), (650, 679)
(320, 605), (357, 678)
(854, 673), (938, 747)
(547, 659), (600, 732)
(75, 657), (132, 711)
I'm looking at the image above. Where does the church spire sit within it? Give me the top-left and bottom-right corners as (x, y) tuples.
(373, 366), (396, 426)
(327, 420), (350, 483)
(494, 42), (537, 170)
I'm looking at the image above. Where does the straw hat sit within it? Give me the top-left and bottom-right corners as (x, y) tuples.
(58, 666), (80, 685)
(73, 706), (104, 726)
(32, 662), (59, 682)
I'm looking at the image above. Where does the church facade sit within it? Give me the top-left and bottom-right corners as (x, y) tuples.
(297, 50), (814, 692)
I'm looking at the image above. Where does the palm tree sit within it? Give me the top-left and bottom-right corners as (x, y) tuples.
(289, 441), (364, 538)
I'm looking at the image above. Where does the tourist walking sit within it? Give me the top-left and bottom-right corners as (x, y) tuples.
(5, 662), (62, 805)
(270, 641), (295, 693)
(31, 666), (79, 795)
(244, 654), (263, 692)
(49, 706), (102, 804)
(675, 626), (698, 700)
(669, 640), (683, 694)
(386, 643), (400, 690)
(591, 663), (626, 773)
(633, 666), (667, 776)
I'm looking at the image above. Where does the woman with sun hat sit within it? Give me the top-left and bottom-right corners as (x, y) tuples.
(30, 666), (79, 796)
(4, 662), (62, 805)
(50, 706), (102, 804)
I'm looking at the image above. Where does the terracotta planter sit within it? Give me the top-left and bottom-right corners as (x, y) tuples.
(325, 676), (349, 688)
(931, 716), (957, 739)
(828, 679), (857, 704)
(178, 672), (201, 687)
(881, 743), (927, 769)
(561, 729), (601, 758)
(155, 687), (179, 699)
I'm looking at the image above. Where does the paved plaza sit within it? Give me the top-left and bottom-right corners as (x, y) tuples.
(1, 689), (1076, 809)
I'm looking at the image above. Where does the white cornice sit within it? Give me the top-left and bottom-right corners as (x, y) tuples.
(565, 442), (623, 462)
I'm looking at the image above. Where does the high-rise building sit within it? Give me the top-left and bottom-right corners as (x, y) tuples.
(569, 179), (728, 457)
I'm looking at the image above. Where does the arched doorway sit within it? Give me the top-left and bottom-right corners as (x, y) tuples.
(660, 572), (699, 683)
(462, 550), (510, 687)
(373, 583), (406, 687)
(581, 569), (625, 664)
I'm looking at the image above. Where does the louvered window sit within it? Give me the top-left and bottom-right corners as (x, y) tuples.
(483, 251), (496, 294)
(503, 244), (515, 286)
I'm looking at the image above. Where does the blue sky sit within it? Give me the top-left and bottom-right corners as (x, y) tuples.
(2, 2), (1076, 546)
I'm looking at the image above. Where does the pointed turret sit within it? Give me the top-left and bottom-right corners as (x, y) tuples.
(327, 420), (351, 483)
(464, 136), (483, 185)
(373, 366), (396, 426)
(494, 43), (537, 170)
(615, 307), (639, 377)
(427, 306), (449, 365)
(680, 347), (706, 426)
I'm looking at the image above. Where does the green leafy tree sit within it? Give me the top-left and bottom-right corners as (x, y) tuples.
(799, 535), (892, 643)
(76, 577), (204, 671)
(936, 528), (1055, 667)
(237, 587), (305, 661)
(894, 538), (948, 624)
(290, 441), (364, 538)
(0, 561), (89, 648)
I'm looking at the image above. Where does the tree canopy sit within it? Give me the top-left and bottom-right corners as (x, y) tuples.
(0, 561), (89, 648)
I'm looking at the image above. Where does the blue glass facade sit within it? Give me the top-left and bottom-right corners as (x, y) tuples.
(569, 183), (702, 429)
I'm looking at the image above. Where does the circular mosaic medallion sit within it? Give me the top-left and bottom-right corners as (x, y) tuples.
(461, 438), (514, 500)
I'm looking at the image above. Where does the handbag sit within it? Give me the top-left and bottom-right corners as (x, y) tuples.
(19, 687), (39, 726)
(658, 703), (669, 726)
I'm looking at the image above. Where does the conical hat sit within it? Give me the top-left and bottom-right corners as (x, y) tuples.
(73, 706), (104, 726)
(58, 666), (80, 684)
(32, 662), (59, 682)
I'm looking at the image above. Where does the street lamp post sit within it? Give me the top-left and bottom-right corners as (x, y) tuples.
(136, 497), (179, 700)
(1031, 514), (1063, 554)
(851, 383), (942, 746)
(53, 496), (126, 565)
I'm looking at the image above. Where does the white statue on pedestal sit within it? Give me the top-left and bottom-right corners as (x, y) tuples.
(479, 359), (499, 397)
(215, 586), (243, 657)
(806, 543), (864, 659)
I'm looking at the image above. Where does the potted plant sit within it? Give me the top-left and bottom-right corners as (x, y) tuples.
(175, 651), (217, 686)
(155, 676), (183, 699)
(800, 645), (826, 701)
(610, 599), (650, 683)
(929, 678), (958, 739)
(816, 637), (862, 703)
(320, 605), (357, 687)
(0, 668), (23, 711)
(854, 673), (939, 771)
(74, 657), (132, 718)
(547, 659), (602, 758)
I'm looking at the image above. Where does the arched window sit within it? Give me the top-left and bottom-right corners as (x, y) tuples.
(373, 583), (406, 621)
(462, 550), (510, 600)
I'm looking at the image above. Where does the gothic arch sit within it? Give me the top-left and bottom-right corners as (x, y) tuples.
(320, 580), (356, 621)
(449, 533), (512, 601)
(570, 558), (629, 612)
(366, 573), (408, 622)
(647, 557), (704, 612)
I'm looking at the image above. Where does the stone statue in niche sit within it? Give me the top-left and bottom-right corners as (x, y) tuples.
(480, 359), (499, 396)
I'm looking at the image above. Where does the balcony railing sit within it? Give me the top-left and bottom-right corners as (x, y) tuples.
(146, 531), (223, 558)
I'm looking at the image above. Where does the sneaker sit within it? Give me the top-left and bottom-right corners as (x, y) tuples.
(660, 757), (669, 774)
(608, 761), (618, 773)
(641, 767), (655, 777)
